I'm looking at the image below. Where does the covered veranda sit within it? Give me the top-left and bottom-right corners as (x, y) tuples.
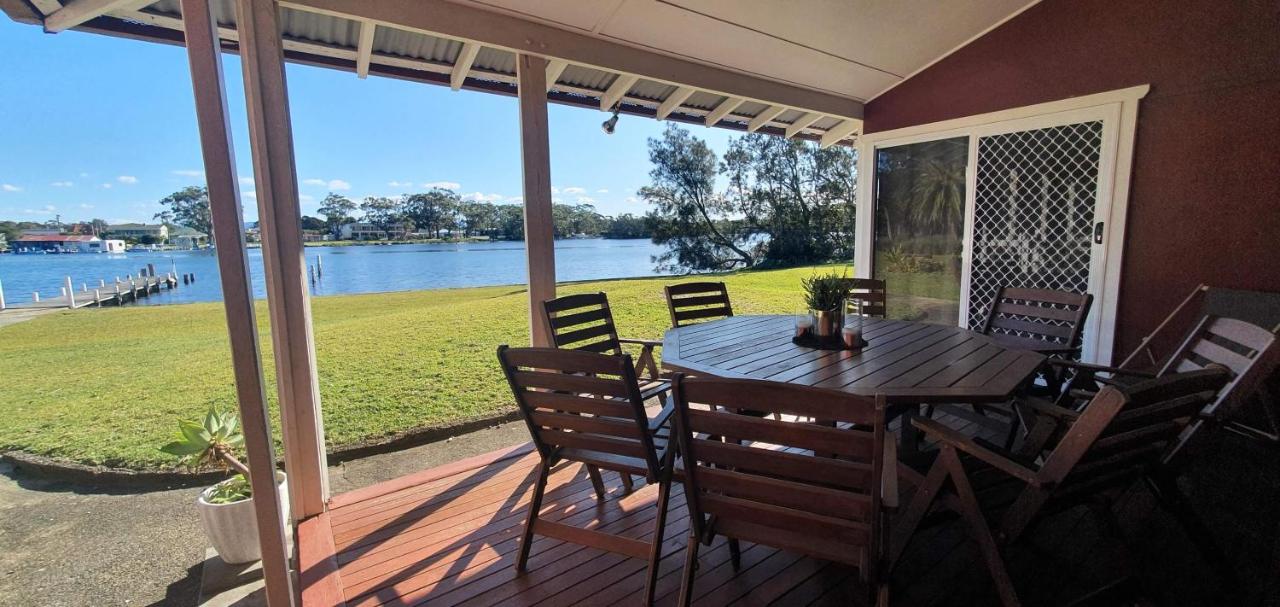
(5, 0), (1277, 605)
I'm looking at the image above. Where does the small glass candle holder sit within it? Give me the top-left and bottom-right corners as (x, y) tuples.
(794, 311), (814, 338)
(842, 299), (864, 348)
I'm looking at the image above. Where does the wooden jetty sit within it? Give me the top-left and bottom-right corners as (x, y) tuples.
(10, 273), (179, 310)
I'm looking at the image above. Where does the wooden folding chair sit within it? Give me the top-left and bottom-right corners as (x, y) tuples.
(670, 375), (897, 607)
(663, 281), (733, 328)
(841, 277), (887, 318)
(542, 292), (666, 398)
(496, 345), (675, 605)
(892, 368), (1232, 607)
(1058, 284), (1280, 448)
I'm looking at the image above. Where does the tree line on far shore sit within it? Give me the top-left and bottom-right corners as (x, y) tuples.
(315, 189), (651, 241)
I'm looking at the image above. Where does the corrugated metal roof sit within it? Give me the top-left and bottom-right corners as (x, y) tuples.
(373, 26), (459, 62)
(473, 46), (516, 75)
(16, 235), (100, 242)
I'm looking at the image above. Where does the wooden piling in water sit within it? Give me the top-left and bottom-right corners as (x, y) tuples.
(33, 292), (40, 303)
(0, 278), (5, 311)
(64, 276), (76, 309)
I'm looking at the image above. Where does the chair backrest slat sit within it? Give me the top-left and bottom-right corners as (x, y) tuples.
(542, 292), (623, 355)
(840, 278), (887, 319)
(498, 345), (661, 475)
(980, 286), (1093, 352)
(665, 282), (733, 328)
(672, 375), (888, 570)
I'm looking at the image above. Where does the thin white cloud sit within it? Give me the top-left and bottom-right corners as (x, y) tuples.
(422, 181), (461, 190)
(388, 180), (413, 188)
(78, 172), (90, 178)
(2, 183), (22, 192)
(596, 188), (609, 194)
(462, 192), (505, 202)
(576, 196), (596, 204)
(239, 176), (254, 185)
(625, 196), (640, 204)
(300, 194), (315, 203)
(562, 186), (586, 195)
(117, 175), (138, 185)
(101, 183), (113, 189)
(551, 186), (560, 194)
(507, 196), (523, 204)
(241, 191), (257, 199)
(21, 204), (57, 215)
(303, 178), (350, 190)
(79, 203), (95, 210)
(172, 169), (205, 178)
(51, 181), (74, 188)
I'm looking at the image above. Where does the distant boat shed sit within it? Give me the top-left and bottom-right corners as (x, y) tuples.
(12, 234), (125, 254)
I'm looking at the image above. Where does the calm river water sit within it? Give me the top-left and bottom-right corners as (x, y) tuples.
(0, 238), (669, 306)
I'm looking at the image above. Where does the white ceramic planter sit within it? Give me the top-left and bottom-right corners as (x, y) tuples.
(196, 472), (288, 564)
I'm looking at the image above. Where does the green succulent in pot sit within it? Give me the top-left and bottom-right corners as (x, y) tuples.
(801, 270), (852, 337)
(160, 407), (253, 503)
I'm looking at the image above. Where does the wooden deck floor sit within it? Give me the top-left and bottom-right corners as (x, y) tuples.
(300, 411), (1280, 607)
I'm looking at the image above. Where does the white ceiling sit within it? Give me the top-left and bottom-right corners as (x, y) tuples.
(454, 0), (1038, 101)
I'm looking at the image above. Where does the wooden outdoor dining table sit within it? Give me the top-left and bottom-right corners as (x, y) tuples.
(661, 314), (1048, 453)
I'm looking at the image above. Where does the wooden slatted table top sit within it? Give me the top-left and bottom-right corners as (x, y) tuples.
(662, 315), (1046, 404)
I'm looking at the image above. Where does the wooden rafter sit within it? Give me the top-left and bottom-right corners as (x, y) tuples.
(747, 105), (786, 132)
(705, 96), (744, 126)
(657, 85), (695, 120)
(355, 20), (375, 79)
(600, 73), (638, 111)
(785, 112), (823, 138)
(44, 0), (149, 32)
(451, 41), (481, 91)
(820, 118), (861, 149)
(544, 58), (567, 93)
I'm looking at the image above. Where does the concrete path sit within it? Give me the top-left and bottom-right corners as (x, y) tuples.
(0, 307), (57, 328)
(0, 421), (529, 606)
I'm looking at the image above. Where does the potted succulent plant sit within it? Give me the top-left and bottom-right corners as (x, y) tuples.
(161, 408), (287, 564)
(801, 270), (851, 337)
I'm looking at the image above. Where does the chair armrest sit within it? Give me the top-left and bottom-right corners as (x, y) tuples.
(649, 397), (675, 431)
(619, 337), (663, 348)
(1048, 360), (1156, 378)
(1015, 396), (1080, 420)
(912, 418), (1042, 487)
(881, 437), (899, 510)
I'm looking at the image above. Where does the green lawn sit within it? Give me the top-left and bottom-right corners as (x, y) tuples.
(0, 265), (955, 469)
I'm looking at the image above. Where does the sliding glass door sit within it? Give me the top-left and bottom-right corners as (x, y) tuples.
(872, 137), (968, 325)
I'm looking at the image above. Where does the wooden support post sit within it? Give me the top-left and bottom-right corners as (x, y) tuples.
(237, 0), (330, 520)
(517, 53), (556, 347)
(179, 1), (296, 605)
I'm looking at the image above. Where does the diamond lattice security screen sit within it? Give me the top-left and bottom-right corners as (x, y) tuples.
(967, 121), (1103, 333)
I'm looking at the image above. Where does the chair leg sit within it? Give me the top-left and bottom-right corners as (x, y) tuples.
(728, 538), (742, 571)
(678, 534), (700, 607)
(517, 461), (550, 573)
(940, 446), (1021, 607)
(888, 453), (949, 569)
(643, 479), (672, 605)
(585, 464), (607, 500)
(1145, 472), (1238, 588)
(620, 471), (635, 493)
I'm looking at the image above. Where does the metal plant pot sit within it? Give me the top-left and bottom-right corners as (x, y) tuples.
(812, 308), (843, 337)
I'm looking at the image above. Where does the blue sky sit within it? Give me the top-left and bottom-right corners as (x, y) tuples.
(0, 17), (737, 224)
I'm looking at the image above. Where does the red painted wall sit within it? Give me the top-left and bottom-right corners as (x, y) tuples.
(864, 0), (1280, 360)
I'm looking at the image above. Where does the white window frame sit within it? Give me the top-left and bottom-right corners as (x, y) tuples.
(854, 85), (1148, 364)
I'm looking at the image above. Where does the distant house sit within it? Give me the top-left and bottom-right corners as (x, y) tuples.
(301, 229), (324, 242)
(107, 223), (169, 242)
(170, 226), (209, 249)
(102, 239), (127, 253)
(0, 233), (7, 252)
(13, 234), (104, 253)
(339, 222), (387, 240)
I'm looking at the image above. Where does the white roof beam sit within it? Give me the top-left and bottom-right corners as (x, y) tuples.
(355, 20), (376, 79)
(785, 112), (824, 139)
(282, 0), (862, 120)
(705, 96), (744, 127)
(450, 42), (481, 90)
(44, 0), (151, 32)
(544, 59), (568, 93)
(600, 74), (638, 111)
(656, 86), (695, 120)
(747, 105), (786, 133)
(820, 119), (862, 149)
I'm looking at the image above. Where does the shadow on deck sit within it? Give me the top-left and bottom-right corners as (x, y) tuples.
(299, 412), (1279, 606)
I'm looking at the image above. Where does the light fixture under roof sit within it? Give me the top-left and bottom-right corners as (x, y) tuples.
(601, 105), (620, 135)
